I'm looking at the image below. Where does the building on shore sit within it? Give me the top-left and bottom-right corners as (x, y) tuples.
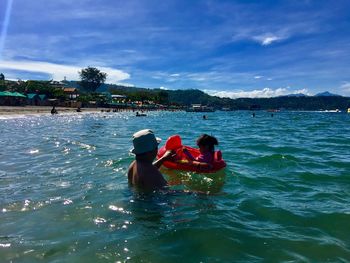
(0, 91), (27, 106)
(62, 87), (79, 100)
(27, 93), (48, 106)
(186, 104), (215, 112)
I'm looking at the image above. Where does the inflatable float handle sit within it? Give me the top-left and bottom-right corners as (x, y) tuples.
(165, 135), (183, 150)
(214, 150), (222, 161)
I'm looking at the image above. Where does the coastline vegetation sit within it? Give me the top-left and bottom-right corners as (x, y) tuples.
(1, 68), (350, 111)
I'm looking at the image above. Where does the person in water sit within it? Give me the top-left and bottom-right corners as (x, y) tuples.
(51, 106), (58, 114)
(128, 129), (174, 191)
(183, 134), (218, 169)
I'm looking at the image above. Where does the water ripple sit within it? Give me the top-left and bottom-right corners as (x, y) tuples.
(1, 111), (350, 262)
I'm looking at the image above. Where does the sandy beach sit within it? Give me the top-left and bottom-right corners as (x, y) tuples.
(0, 106), (115, 116)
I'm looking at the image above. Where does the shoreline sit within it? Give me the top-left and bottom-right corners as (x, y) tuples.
(1, 106), (347, 117)
(0, 106), (116, 116)
(0, 106), (182, 119)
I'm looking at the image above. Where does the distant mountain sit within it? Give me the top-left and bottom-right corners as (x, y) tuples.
(315, 91), (341, 97)
(283, 93), (308, 97)
(63, 80), (79, 88)
(64, 81), (140, 93)
(60, 81), (350, 110)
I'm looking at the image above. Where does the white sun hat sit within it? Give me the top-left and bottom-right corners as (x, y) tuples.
(131, 129), (161, 154)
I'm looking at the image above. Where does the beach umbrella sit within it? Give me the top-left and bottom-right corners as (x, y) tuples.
(38, 94), (46, 100)
(11, 92), (27, 98)
(0, 91), (26, 97)
(0, 91), (13, 96)
(27, 93), (37, 99)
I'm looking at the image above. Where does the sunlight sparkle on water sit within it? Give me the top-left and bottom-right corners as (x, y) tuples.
(0, 244), (11, 248)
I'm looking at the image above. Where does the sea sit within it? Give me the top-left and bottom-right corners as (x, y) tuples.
(0, 111), (349, 262)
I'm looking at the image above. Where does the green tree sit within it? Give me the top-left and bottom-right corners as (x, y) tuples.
(0, 73), (5, 91)
(78, 67), (107, 92)
(24, 80), (55, 96)
(155, 90), (169, 104)
(51, 88), (67, 101)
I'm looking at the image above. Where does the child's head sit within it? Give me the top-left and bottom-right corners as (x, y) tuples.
(196, 134), (218, 153)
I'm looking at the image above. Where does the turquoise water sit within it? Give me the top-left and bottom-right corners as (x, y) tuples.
(1, 111), (350, 262)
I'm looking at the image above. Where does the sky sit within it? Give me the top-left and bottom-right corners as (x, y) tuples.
(1, 0), (350, 98)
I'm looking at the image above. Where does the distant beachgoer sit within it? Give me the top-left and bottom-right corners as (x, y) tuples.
(271, 113), (274, 117)
(203, 115), (207, 120)
(136, 112), (147, 117)
(51, 106), (58, 115)
(76, 107), (81, 112)
(183, 134), (218, 167)
(128, 129), (175, 191)
(252, 112), (255, 117)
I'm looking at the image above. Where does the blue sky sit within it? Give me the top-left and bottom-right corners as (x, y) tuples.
(1, 0), (350, 98)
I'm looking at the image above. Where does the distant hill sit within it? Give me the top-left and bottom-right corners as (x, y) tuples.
(315, 91), (341, 97)
(65, 81), (149, 93)
(64, 81), (350, 110)
(231, 96), (350, 111)
(282, 93), (308, 97)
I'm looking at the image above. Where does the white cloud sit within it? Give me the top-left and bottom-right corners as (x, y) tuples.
(340, 81), (350, 90)
(254, 75), (263, 79)
(253, 34), (284, 46)
(340, 81), (350, 94)
(0, 60), (130, 83)
(115, 82), (135, 87)
(205, 87), (310, 99)
(262, 36), (281, 45)
(170, 73), (180, 77)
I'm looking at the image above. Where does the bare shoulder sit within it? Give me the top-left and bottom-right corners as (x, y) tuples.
(128, 161), (136, 183)
(128, 160), (136, 170)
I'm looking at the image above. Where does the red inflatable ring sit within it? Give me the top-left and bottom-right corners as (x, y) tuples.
(157, 135), (226, 173)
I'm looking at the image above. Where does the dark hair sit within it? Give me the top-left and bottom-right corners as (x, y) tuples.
(196, 134), (218, 152)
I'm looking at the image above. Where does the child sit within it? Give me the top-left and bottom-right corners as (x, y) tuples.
(183, 134), (218, 167)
